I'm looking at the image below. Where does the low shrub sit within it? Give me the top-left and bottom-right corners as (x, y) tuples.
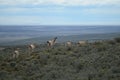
(114, 37), (120, 43)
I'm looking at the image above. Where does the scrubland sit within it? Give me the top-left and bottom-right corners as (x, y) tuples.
(0, 38), (120, 80)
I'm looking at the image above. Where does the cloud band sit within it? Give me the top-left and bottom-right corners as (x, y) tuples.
(0, 0), (120, 6)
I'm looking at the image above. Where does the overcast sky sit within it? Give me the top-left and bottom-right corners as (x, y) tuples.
(0, 0), (120, 25)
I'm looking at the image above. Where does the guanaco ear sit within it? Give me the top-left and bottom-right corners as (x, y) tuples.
(47, 41), (49, 43)
(28, 45), (31, 48)
(54, 37), (57, 39)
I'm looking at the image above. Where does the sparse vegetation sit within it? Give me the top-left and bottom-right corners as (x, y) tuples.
(0, 38), (120, 80)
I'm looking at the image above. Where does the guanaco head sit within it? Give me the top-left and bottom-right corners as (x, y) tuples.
(54, 37), (57, 40)
(28, 43), (35, 49)
(47, 37), (58, 48)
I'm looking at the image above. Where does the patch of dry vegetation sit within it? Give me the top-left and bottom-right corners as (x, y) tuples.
(0, 38), (120, 80)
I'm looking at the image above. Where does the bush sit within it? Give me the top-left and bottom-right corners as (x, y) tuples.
(0, 39), (120, 80)
(114, 37), (120, 43)
(107, 40), (116, 45)
(10, 62), (16, 67)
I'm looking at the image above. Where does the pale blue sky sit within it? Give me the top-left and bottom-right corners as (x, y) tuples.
(0, 0), (120, 25)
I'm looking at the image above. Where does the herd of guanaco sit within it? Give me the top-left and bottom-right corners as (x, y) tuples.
(0, 37), (88, 59)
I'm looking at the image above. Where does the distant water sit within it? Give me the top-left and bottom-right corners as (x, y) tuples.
(0, 25), (120, 44)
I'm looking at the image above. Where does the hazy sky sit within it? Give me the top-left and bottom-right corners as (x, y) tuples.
(0, 0), (120, 25)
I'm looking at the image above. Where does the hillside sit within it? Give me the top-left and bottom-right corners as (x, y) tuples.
(0, 38), (120, 80)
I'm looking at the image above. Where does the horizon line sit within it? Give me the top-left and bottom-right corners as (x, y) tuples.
(0, 24), (120, 26)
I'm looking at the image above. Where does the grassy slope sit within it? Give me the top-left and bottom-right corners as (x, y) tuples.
(0, 38), (120, 80)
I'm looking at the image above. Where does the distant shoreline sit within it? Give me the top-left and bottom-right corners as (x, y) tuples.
(0, 32), (120, 46)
